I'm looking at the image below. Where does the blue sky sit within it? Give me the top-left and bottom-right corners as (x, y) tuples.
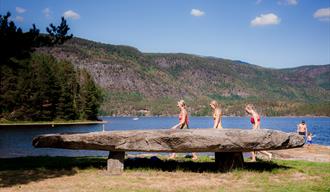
(1, 0), (329, 68)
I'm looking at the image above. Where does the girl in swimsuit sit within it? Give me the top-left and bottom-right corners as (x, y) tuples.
(245, 104), (272, 161)
(171, 100), (189, 129)
(210, 100), (223, 129)
(169, 100), (198, 160)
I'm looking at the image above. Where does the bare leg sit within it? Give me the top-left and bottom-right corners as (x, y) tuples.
(251, 151), (256, 162)
(169, 153), (176, 159)
(192, 153), (198, 160)
(259, 151), (272, 160)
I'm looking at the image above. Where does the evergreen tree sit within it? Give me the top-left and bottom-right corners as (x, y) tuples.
(80, 70), (103, 120)
(56, 60), (79, 120)
(0, 12), (103, 121)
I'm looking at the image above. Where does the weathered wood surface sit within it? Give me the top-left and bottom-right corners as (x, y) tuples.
(32, 128), (304, 152)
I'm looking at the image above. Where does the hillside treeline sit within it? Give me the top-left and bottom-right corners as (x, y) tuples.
(0, 12), (102, 121)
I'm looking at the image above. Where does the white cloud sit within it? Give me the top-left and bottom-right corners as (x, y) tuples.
(314, 7), (330, 21)
(63, 10), (80, 20)
(286, 0), (298, 5)
(278, 0), (298, 5)
(15, 16), (24, 22)
(190, 9), (205, 17)
(43, 8), (51, 18)
(16, 7), (26, 14)
(251, 13), (281, 26)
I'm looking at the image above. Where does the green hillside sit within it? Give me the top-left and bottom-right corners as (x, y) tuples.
(38, 37), (330, 116)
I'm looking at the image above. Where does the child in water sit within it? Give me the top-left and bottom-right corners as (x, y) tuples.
(307, 132), (313, 147)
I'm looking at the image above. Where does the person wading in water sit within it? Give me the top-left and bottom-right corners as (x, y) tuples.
(297, 120), (308, 141)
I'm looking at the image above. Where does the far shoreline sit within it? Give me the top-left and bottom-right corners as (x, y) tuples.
(0, 120), (107, 127)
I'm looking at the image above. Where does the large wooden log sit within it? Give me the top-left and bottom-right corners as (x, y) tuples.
(32, 128), (304, 152)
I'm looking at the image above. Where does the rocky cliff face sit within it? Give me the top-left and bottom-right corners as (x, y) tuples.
(38, 37), (330, 116)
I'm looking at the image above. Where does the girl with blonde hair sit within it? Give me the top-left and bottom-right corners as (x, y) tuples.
(169, 100), (198, 160)
(245, 104), (272, 161)
(209, 100), (223, 129)
(170, 100), (189, 129)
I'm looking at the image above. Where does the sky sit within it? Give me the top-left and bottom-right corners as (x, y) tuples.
(0, 0), (329, 68)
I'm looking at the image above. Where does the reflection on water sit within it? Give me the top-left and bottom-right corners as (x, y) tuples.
(0, 116), (329, 158)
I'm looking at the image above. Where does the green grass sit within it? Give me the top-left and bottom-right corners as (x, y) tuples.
(0, 156), (329, 192)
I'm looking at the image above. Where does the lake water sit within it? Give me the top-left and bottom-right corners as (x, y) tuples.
(0, 117), (329, 158)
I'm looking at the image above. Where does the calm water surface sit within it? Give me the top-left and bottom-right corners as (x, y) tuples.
(0, 117), (329, 158)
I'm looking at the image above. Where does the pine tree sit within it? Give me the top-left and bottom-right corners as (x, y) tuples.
(80, 70), (102, 120)
(0, 12), (103, 121)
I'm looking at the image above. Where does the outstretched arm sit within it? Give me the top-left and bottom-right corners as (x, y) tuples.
(170, 123), (181, 129)
(219, 110), (223, 128)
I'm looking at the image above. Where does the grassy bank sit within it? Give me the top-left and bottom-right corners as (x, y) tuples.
(0, 156), (329, 192)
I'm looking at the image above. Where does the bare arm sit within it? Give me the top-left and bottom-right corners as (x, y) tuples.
(170, 123), (181, 129)
(179, 111), (187, 129)
(171, 110), (187, 129)
(213, 109), (222, 129)
(219, 109), (223, 128)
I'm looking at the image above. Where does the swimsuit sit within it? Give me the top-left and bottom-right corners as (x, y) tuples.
(179, 112), (189, 129)
(299, 132), (306, 136)
(250, 116), (260, 124)
(307, 136), (312, 144)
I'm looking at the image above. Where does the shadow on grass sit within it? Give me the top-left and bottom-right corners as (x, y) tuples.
(125, 157), (291, 173)
(243, 160), (291, 172)
(0, 156), (291, 188)
(0, 156), (106, 188)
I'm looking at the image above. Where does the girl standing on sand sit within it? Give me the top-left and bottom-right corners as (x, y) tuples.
(169, 100), (198, 160)
(245, 104), (272, 161)
(210, 100), (223, 129)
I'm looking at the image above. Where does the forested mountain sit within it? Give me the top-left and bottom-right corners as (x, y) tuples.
(1, 54), (102, 121)
(38, 37), (330, 116)
(0, 13), (102, 121)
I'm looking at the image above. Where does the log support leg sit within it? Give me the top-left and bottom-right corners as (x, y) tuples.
(215, 152), (244, 172)
(107, 151), (125, 174)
